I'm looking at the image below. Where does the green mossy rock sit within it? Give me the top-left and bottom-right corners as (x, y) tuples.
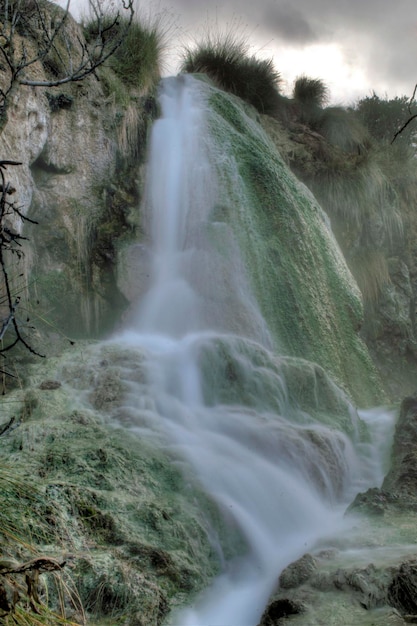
(0, 343), (232, 625)
(203, 81), (384, 407)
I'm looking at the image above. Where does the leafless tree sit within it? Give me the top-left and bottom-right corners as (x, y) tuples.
(0, 0), (134, 376)
(0, 0), (134, 131)
(0, 160), (41, 378)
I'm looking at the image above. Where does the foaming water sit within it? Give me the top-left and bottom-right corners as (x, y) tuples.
(117, 329), (352, 625)
(114, 76), (393, 625)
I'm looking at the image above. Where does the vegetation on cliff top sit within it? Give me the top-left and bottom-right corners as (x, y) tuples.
(180, 32), (416, 305)
(181, 32), (282, 115)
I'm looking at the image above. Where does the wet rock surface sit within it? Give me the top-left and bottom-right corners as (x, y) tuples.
(260, 394), (417, 625)
(258, 598), (305, 625)
(0, 343), (229, 625)
(278, 554), (318, 590)
(382, 395), (417, 501)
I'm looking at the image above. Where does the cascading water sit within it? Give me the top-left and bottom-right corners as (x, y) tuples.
(114, 75), (394, 625)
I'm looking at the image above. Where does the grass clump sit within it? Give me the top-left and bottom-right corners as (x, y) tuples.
(83, 13), (163, 94)
(293, 75), (329, 108)
(0, 463), (84, 625)
(181, 32), (282, 115)
(318, 106), (371, 153)
(107, 17), (161, 91)
(292, 75), (329, 127)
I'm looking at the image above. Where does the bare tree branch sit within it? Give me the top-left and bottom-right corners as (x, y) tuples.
(0, 160), (43, 361)
(0, 0), (134, 130)
(391, 113), (417, 144)
(391, 83), (417, 143)
(0, 296), (19, 340)
(0, 1), (136, 378)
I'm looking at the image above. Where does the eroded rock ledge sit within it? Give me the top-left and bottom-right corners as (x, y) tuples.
(259, 395), (417, 626)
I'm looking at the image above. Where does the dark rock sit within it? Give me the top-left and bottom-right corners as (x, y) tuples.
(39, 380), (62, 390)
(388, 561), (417, 615)
(258, 598), (305, 625)
(46, 93), (74, 112)
(348, 487), (395, 515)
(383, 395), (417, 501)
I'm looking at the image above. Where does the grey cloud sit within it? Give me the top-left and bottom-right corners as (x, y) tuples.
(261, 3), (317, 43)
(119, 0), (417, 98)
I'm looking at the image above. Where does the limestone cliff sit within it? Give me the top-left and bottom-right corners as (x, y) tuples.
(0, 5), (154, 349)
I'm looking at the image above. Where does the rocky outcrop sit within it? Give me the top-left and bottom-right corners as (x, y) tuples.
(0, 8), (156, 351)
(382, 395), (417, 499)
(199, 81), (384, 407)
(363, 258), (417, 403)
(258, 395), (417, 625)
(261, 106), (417, 404)
(349, 394), (417, 512)
(259, 552), (410, 625)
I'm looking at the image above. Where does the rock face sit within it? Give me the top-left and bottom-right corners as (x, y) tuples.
(0, 8), (154, 349)
(364, 258), (417, 403)
(382, 395), (417, 500)
(258, 395), (417, 626)
(349, 394), (417, 511)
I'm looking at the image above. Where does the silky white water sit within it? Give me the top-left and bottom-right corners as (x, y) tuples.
(115, 76), (394, 625)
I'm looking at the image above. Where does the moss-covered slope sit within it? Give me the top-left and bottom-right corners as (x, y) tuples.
(0, 343), (228, 625)
(202, 80), (383, 406)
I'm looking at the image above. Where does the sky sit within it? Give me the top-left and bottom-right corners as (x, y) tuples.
(62, 0), (417, 105)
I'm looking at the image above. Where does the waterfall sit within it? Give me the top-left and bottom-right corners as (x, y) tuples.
(114, 75), (393, 625)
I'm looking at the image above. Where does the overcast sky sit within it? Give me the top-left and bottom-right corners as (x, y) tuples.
(64, 0), (417, 104)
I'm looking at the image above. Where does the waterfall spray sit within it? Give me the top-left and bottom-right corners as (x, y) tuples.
(115, 75), (393, 625)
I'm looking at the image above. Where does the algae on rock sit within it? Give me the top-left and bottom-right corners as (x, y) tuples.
(201, 81), (383, 406)
(0, 343), (231, 625)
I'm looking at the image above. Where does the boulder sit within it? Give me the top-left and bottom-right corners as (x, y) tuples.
(383, 395), (417, 502)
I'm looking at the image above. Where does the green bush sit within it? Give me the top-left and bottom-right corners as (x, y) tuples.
(83, 14), (162, 92)
(318, 106), (370, 153)
(292, 75), (329, 126)
(354, 93), (416, 143)
(351, 95), (417, 216)
(293, 75), (329, 108)
(181, 32), (282, 115)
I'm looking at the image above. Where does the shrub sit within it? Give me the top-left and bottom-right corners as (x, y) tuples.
(354, 93), (416, 144)
(293, 75), (329, 108)
(318, 106), (370, 153)
(181, 32), (282, 115)
(292, 75), (329, 126)
(83, 13), (163, 93)
(109, 18), (161, 90)
(352, 95), (417, 216)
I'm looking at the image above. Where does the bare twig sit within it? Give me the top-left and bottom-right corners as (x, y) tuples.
(0, 161), (44, 360)
(0, 297), (19, 340)
(0, 0), (134, 130)
(392, 83), (417, 143)
(391, 113), (417, 144)
(0, 557), (66, 575)
(0, 415), (15, 436)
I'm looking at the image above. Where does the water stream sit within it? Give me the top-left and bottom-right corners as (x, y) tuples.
(114, 75), (393, 625)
